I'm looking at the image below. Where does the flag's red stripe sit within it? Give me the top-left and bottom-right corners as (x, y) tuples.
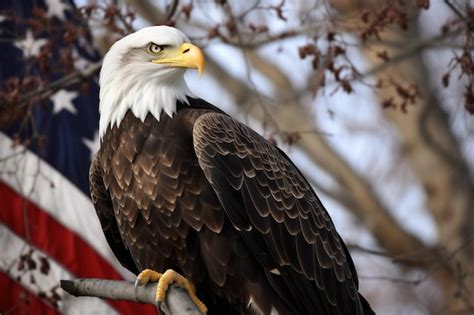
(0, 271), (59, 315)
(0, 182), (156, 314)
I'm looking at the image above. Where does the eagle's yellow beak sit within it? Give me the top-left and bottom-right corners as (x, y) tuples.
(151, 43), (205, 75)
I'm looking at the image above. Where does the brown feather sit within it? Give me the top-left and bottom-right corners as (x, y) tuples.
(193, 112), (370, 314)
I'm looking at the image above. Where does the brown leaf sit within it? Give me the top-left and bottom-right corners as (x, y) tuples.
(182, 3), (193, 21)
(417, 0), (430, 10)
(340, 80), (353, 93)
(376, 50), (390, 62)
(442, 73), (450, 87)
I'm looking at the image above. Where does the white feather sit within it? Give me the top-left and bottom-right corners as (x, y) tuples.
(270, 268), (281, 275)
(247, 296), (280, 315)
(98, 26), (194, 138)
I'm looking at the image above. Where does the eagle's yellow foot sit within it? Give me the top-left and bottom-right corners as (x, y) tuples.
(134, 269), (207, 314)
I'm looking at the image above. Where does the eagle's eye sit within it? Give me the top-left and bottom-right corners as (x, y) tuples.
(148, 43), (164, 54)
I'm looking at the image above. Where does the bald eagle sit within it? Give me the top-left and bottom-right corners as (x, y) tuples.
(90, 26), (374, 315)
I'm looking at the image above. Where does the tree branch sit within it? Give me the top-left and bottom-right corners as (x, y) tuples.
(125, 0), (171, 25)
(361, 32), (456, 78)
(60, 278), (204, 315)
(3, 61), (101, 111)
(0, 61), (102, 129)
(444, 0), (474, 31)
(164, 0), (179, 22)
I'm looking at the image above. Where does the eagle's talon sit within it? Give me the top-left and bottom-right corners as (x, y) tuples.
(134, 278), (141, 295)
(140, 269), (208, 314)
(156, 300), (162, 313)
(136, 269), (162, 285)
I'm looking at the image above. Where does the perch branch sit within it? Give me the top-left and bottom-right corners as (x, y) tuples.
(60, 278), (204, 315)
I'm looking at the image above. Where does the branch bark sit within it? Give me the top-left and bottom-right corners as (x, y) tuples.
(60, 278), (204, 315)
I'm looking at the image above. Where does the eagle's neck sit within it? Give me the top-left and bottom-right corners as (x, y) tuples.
(99, 70), (193, 138)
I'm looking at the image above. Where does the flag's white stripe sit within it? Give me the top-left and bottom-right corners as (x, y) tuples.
(0, 133), (132, 279)
(0, 223), (118, 315)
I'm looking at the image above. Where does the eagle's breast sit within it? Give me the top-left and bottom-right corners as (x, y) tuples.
(98, 107), (224, 272)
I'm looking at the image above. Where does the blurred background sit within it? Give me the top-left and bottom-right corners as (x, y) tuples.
(0, 0), (473, 314)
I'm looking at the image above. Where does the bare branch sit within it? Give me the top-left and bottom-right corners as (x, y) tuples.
(444, 0), (474, 31)
(216, 29), (310, 49)
(60, 278), (204, 315)
(125, 0), (170, 25)
(361, 32), (456, 78)
(165, 0), (179, 22)
(1, 62), (101, 112)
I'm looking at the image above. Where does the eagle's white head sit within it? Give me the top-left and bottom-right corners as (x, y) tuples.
(98, 26), (205, 138)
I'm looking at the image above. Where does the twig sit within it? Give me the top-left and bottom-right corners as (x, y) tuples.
(362, 32), (454, 79)
(444, 0), (474, 32)
(60, 278), (204, 315)
(217, 29), (309, 49)
(358, 274), (424, 286)
(11, 61), (102, 111)
(347, 243), (439, 266)
(165, 0), (179, 22)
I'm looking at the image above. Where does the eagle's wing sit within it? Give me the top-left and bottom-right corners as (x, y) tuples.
(193, 112), (364, 314)
(89, 154), (138, 274)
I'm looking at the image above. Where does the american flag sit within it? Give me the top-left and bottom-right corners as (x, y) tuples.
(0, 1), (154, 314)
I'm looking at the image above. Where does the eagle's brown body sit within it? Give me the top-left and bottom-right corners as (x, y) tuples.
(90, 98), (374, 314)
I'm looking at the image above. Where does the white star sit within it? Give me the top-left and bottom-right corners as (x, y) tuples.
(14, 30), (47, 58)
(45, 0), (70, 20)
(50, 89), (78, 114)
(82, 131), (100, 161)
